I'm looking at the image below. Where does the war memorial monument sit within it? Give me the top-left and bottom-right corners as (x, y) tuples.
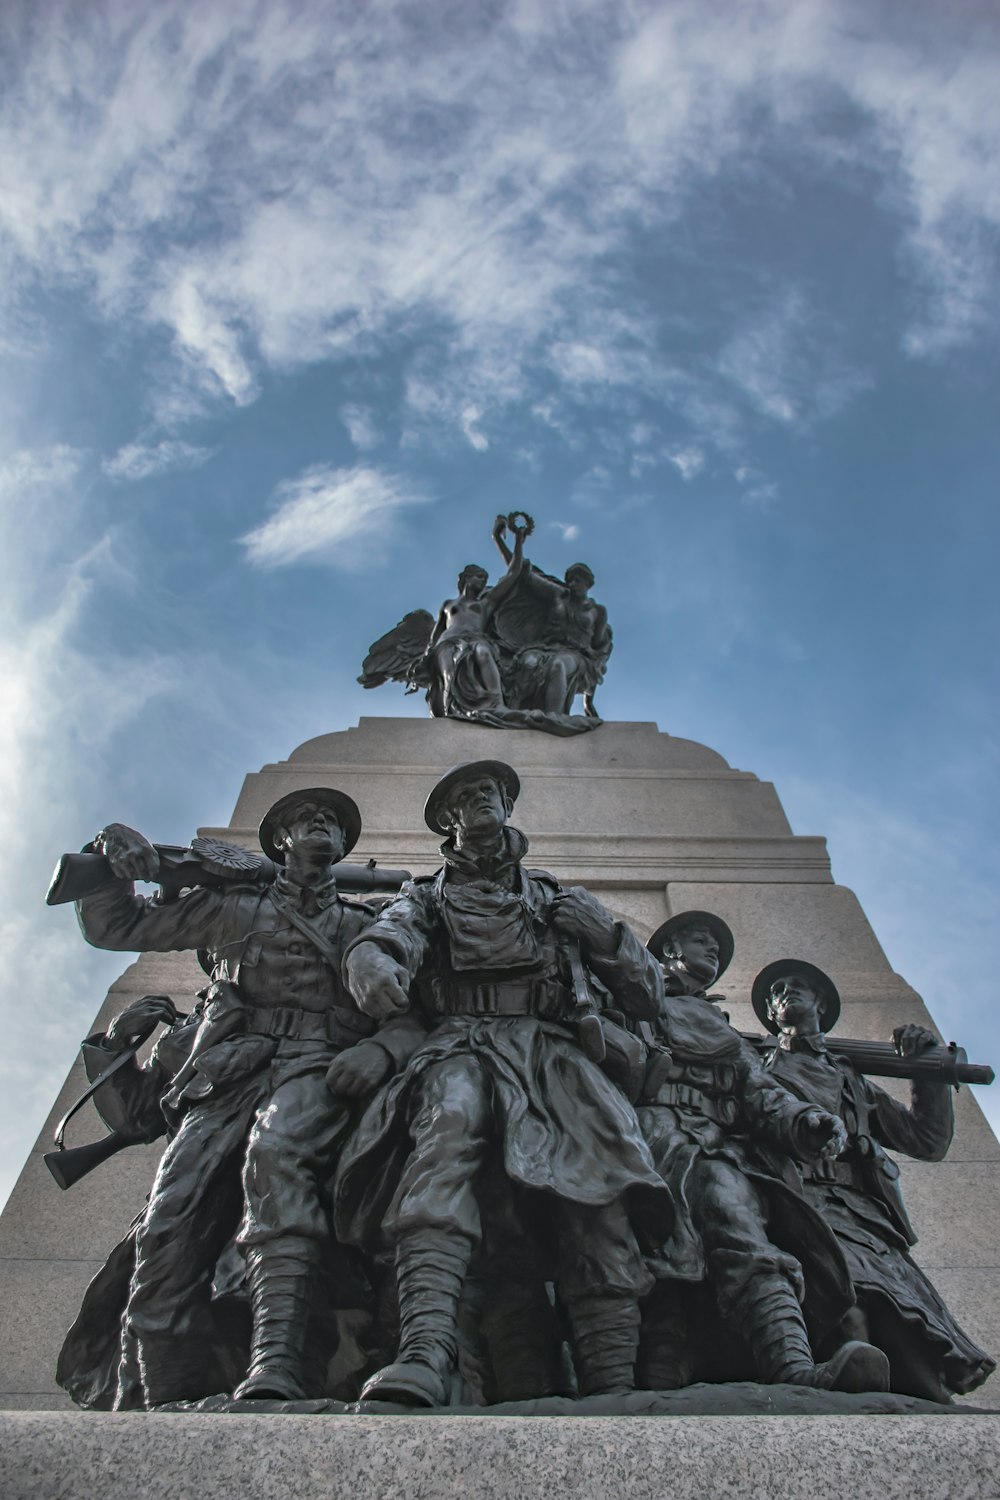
(1, 512), (998, 1498)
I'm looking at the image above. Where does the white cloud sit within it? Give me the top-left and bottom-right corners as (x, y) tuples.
(103, 439), (213, 482)
(0, 451), (182, 1206)
(460, 405), (489, 452)
(548, 520), (581, 543)
(162, 274), (258, 406)
(341, 405), (378, 451)
(716, 289), (872, 428)
(0, 1), (998, 455)
(735, 464), (779, 510)
(0, 444), (82, 500)
(241, 464), (428, 569)
(666, 446), (706, 482)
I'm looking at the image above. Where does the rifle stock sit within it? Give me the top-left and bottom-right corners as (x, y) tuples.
(44, 1130), (145, 1191)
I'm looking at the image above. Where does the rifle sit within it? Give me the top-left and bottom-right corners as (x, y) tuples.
(45, 1127), (149, 1191)
(46, 839), (411, 906)
(741, 1032), (994, 1087)
(43, 1039), (176, 1190)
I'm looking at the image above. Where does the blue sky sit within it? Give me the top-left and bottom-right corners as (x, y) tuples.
(1, 0), (998, 1206)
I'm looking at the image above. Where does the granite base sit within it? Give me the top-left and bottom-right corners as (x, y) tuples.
(3, 1411), (1000, 1500)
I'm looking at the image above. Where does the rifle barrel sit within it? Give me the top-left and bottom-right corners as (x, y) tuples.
(741, 1032), (994, 1086)
(47, 847), (412, 905)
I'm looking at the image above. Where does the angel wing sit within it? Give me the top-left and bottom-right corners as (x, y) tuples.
(358, 608), (435, 689)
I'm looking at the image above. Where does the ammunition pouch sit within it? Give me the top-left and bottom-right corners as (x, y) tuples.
(801, 1159), (862, 1188)
(598, 1018), (647, 1102)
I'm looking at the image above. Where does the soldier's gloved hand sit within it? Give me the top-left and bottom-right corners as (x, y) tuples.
(802, 1109), (848, 1161)
(96, 823), (161, 883)
(550, 887), (618, 958)
(344, 945), (411, 1019)
(106, 995), (178, 1053)
(326, 1043), (391, 1099)
(893, 1024), (938, 1058)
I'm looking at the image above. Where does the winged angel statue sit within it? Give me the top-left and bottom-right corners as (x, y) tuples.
(358, 513), (612, 736)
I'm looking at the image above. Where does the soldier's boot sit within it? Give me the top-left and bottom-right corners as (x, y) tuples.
(136, 1329), (222, 1408)
(234, 1236), (319, 1402)
(482, 1280), (569, 1401)
(733, 1273), (890, 1393)
(636, 1283), (692, 1392)
(359, 1229), (473, 1408)
(564, 1292), (641, 1396)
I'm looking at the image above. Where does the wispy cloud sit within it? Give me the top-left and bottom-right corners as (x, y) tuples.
(3, 0), (997, 464)
(0, 444), (82, 499)
(735, 465), (779, 510)
(0, 449), (182, 1204)
(103, 439), (214, 482)
(716, 290), (871, 427)
(240, 464), (428, 569)
(162, 275), (259, 406)
(341, 405), (378, 452)
(665, 447), (706, 482)
(460, 405), (489, 452)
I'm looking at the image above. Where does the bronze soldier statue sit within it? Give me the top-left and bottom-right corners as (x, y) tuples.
(635, 912), (891, 1393)
(753, 958), (996, 1402)
(72, 788), (413, 1406)
(55, 995), (204, 1408)
(333, 760), (671, 1407)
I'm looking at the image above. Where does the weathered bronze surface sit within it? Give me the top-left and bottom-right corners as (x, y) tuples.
(359, 514), (612, 735)
(50, 772), (995, 1412)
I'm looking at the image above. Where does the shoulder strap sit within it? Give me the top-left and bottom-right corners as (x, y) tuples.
(269, 889), (344, 970)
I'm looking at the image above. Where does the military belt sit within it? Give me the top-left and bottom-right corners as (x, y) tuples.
(645, 1080), (739, 1127)
(245, 1003), (372, 1044)
(423, 974), (567, 1019)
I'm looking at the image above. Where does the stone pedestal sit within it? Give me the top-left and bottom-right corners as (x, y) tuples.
(1, 717), (997, 1412)
(2, 1411), (999, 1500)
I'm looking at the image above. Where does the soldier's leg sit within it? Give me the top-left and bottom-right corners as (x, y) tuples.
(472, 1178), (567, 1403)
(236, 1069), (352, 1401)
(555, 1199), (651, 1396)
(637, 1280), (693, 1391)
(696, 1158), (888, 1393)
(361, 1053), (493, 1407)
(127, 1086), (260, 1405)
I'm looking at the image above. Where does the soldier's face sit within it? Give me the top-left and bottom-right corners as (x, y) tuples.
(676, 923), (721, 983)
(279, 802), (347, 863)
(768, 974), (823, 1033)
(442, 775), (509, 838)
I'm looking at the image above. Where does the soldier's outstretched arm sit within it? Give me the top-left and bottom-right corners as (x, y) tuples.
(342, 880), (437, 1019)
(738, 1047), (847, 1162)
